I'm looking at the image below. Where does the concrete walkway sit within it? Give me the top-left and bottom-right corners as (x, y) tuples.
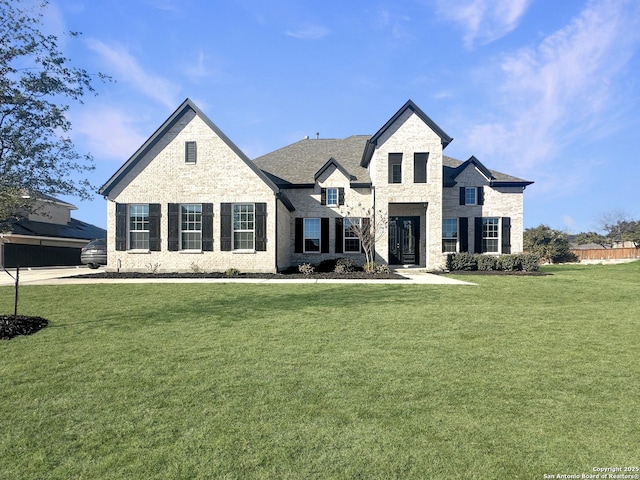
(0, 266), (474, 286)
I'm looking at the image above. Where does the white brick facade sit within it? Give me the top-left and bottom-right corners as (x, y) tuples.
(100, 99), (532, 273)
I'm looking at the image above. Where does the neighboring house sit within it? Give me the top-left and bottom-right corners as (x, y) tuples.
(99, 99), (533, 273)
(1, 194), (106, 268)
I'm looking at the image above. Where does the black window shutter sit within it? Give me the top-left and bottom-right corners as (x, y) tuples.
(501, 217), (511, 254)
(338, 188), (345, 205)
(294, 218), (303, 253)
(167, 203), (179, 251)
(202, 203), (214, 251)
(335, 217), (343, 253)
(459, 187), (466, 205)
(320, 188), (327, 205)
(255, 203), (267, 251)
(321, 217), (329, 253)
(459, 217), (468, 252)
(361, 217), (370, 253)
(115, 203), (127, 251)
(474, 217), (483, 253)
(220, 203), (232, 251)
(149, 204), (161, 251)
(478, 186), (484, 205)
(414, 153), (428, 183)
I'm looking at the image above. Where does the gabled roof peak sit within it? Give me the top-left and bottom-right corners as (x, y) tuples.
(360, 100), (453, 167)
(314, 157), (356, 182)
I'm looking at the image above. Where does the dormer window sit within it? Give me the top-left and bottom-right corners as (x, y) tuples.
(185, 141), (197, 164)
(321, 187), (344, 206)
(326, 188), (338, 206)
(460, 187), (484, 206)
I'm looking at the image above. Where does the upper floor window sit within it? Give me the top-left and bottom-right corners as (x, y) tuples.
(185, 141), (197, 163)
(181, 204), (202, 250)
(304, 218), (321, 252)
(233, 204), (255, 250)
(442, 218), (458, 253)
(414, 152), (428, 183)
(388, 153), (402, 184)
(129, 204), (149, 249)
(460, 186), (484, 205)
(326, 188), (338, 207)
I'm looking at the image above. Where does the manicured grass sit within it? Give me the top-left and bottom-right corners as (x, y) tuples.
(1, 262), (639, 479)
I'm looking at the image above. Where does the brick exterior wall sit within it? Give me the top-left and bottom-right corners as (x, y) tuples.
(368, 109), (446, 269)
(105, 111), (279, 273)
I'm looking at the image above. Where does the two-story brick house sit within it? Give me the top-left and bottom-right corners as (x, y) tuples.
(99, 99), (532, 273)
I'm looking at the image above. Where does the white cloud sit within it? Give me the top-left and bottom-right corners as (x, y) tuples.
(437, 0), (533, 48)
(85, 39), (180, 110)
(72, 105), (147, 161)
(285, 24), (330, 40)
(464, 0), (640, 175)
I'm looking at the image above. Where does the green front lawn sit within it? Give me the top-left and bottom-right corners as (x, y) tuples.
(1, 262), (639, 479)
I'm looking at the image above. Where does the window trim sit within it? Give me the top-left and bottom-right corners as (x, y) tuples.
(180, 203), (202, 251)
(232, 203), (255, 251)
(482, 217), (500, 253)
(128, 204), (150, 251)
(326, 188), (339, 207)
(303, 218), (321, 253)
(343, 217), (362, 253)
(442, 218), (458, 253)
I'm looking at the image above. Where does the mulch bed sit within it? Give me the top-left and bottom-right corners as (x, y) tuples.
(73, 271), (407, 280)
(1, 315), (49, 340)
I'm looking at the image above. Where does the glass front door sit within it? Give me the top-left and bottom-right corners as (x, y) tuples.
(388, 216), (420, 265)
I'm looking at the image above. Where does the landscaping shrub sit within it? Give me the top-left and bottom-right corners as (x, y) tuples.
(225, 267), (240, 277)
(446, 252), (477, 271)
(317, 258), (338, 273)
(477, 255), (498, 271)
(298, 263), (315, 275)
(496, 255), (519, 271)
(375, 263), (391, 274)
(520, 253), (540, 272)
(334, 258), (356, 273)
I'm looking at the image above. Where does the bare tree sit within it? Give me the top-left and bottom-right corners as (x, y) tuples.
(340, 203), (389, 271)
(597, 210), (635, 246)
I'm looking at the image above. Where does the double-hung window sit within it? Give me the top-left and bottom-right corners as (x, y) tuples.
(465, 187), (477, 205)
(482, 217), (499, 253)
(233, 204), (255, 250)
(181, 204), (202, 250)
(344, 217), (361, 253)
(129, 204), (149, 250)
(304, 218), (321, 252)
(326, 188), (338, 207)
(442, 218), (458, 253)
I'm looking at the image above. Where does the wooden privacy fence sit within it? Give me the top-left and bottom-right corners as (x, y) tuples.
(571, 247), (640, 261)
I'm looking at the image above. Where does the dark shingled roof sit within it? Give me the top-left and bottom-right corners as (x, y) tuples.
(253, 136), (372, 186)
(443, 156), (533, 187)
(9, 218), (106, 241)
(254, 137), (532, 188)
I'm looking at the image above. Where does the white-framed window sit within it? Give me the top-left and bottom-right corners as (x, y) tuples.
(482, 217), (499, 253)
(304, 218), (321, 252)
(442, 218), (458, 253)
(465, 187), (477, 205)
(181, 204), (202, 250)
(129, 204), (149, 249)
(185, 141), (197, 163)
(233, 204), (254, 250)
(344, 217), (361, 253)
(326, 188), (339, 207)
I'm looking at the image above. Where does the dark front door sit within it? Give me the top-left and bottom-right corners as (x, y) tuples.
(388, 216), (420, 265)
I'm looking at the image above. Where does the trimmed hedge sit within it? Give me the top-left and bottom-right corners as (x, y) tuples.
(446, 252), (540, 272)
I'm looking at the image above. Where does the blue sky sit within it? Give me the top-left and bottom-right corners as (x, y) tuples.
(46, 0), (640, 232)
